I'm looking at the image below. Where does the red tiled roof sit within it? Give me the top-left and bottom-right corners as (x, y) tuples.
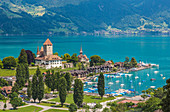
(43, 38), (53, 46)
(1, 86), (12, 94)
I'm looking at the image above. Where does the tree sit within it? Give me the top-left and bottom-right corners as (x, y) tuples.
(102, 107), (110, 112)
(3, 102), (7, 110)
(45, 70), (58, 92)
(0, 59), (3, 68)
(154, 87), (164, 99)
(24, 63), (29, 82)
(143, 97), (161, 112)
(130, 57), (137, 67)
(58, 77), (67, 106)
(160, 78), (170, 112)
(73, 79), (84, 107)
(116, 103), (127, 112)
(77, 62), (82, 70)
(64, 53), (71, 61)
(0, 78), (8, 87)
(69, 103), (77, 112)
(37, 70), (44, 103)
(100, 59), (106, 65)
(2, 56), (16, 69)
(25, 50), (35, 65)
(65, 72), (72, 92)
(90, 55), (101, 66)
(12, 83), (19, 93)
(16, 64), (25, 88)
(61, 55), (64, 59)
(10, 97), (22, 110)
(98, 73), (105, 99)
(124, 56), (130, 69)
(27, 80), (32, 100)
(10, 92), (22, 110)
(18, 49), (28, 64)
(32, 74), (38, 102)
(54, 52), (58, 55)
(70, 53), (78, 66)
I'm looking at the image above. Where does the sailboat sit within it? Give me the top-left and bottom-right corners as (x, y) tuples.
(147, 73), (149, 76)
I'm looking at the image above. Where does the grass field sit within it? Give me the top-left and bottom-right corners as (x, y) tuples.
(0, 106), (43, 112)
(49, 93), (115, 104)
(38, 103), (69, 108)
(0, 67), (78, 77)
(44, 109), (69, 112)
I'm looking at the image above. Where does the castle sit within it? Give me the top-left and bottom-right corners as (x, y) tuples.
(35, 38), (63, 69)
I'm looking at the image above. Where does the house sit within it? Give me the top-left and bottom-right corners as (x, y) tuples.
(78, 45), (89, 63)
(87, 65), (113, 73)
(105, 61), (114, 66)
(1, 86), (12, 94)
(64, 70), (88, 78)
(35, 38), (63, 69)
(62, 63), (74, 68)
(114, 62), (124, 68)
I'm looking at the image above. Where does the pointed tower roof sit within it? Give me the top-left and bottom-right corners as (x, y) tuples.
(43, 38), (53, 46)
(80, 45), (83, 54)
(37, 46), (40, 55)
(40, 46), (44, 52)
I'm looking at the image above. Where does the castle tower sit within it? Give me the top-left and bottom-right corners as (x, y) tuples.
(36, 46), (40, 57)
(43, 38), (53, 56)
(80, 45), (83, 54)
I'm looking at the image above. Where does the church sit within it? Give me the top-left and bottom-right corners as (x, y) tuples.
(35, 38), (63, 69)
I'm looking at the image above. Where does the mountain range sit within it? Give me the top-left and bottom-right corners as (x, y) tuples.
(0, 0), (170, 35)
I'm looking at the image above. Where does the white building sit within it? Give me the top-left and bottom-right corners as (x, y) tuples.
(35, 38), (63, 69)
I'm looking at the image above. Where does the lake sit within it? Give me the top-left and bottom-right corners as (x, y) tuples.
(0, 35), (170, 95)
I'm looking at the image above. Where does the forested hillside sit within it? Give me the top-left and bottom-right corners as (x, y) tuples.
(0, 0), (170, 35)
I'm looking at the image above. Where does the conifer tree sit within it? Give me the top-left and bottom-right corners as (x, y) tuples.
(58, 77), (67, 107)
(32, 73), (37, 102)
(65, 72), (72, 92)
(27, 80), (32, 100)
(73, 79), (84, 107)
(18, 49), (28, 64)
(24, 63), (29, 82)
(16, 64), (25, 88)
(98, 73), (105, 99)
(37, 72), (44, 103)
(130, 57), (137, 67)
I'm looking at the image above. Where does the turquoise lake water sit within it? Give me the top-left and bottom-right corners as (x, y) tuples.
(0, 35), (170, 95)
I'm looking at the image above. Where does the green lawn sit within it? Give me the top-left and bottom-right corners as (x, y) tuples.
(0, 67), (78, 76)
(44, 109), (68, 112)
(38, 103), (69, 108)
(0, 106), (43, 112)
(49, 94), (115, 104)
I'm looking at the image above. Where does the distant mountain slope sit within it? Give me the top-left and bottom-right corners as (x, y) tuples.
(0, 0), (170, 35)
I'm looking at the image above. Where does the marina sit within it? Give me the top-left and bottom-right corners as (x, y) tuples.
(83, 65), (166, 97)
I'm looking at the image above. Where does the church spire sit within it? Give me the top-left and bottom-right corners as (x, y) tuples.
(37, 46), (40, 55)
(80, 45), (83, 54)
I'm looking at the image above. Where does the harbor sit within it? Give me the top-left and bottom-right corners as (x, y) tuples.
(83, 63), (166, 97)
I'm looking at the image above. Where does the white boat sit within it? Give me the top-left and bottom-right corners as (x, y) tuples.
(160, 74), (163, 77)
(147, 74), (149, 76)
(120, 84), (124, 87)
(154, 71), (159, 74)
(108, 82), (113, 85)
(84, 84), (86, 86)
(116, 80), (120, 83)
(150, 86), (155, 88)
(135, 76), (139, 79)
(139, 82), (141, 85)
(163, 77), (166, 79)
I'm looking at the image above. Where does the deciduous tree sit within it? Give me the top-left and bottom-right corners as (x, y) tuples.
(2, 56), (16, 69)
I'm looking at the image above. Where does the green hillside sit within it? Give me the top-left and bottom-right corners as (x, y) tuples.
(0, 0), (170, 35)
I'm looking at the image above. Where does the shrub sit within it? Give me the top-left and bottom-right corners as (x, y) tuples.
(102, 107), (110, 112)
(69, 103), (77, 112)
(94, 103), (102, 109)
(0, 93), (5, 100)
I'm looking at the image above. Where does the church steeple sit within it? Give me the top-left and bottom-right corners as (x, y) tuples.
(37, 46), (40, 55)
(80, 45), (83, 54)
